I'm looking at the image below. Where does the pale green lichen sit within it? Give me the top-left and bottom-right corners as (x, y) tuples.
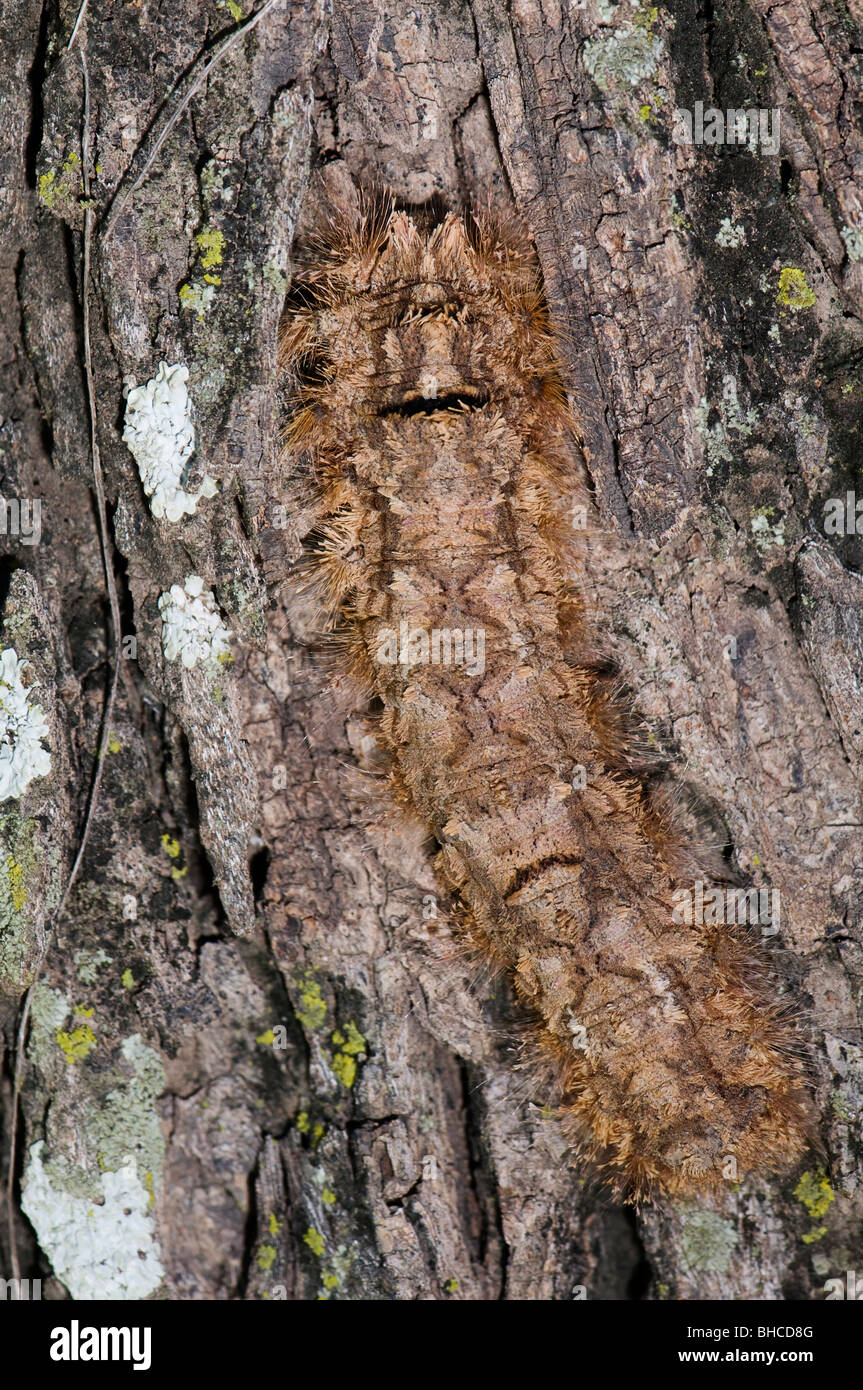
(679, 1210), (738, 1274)
(91, 1034), (166, 1186)
(33, 1029), (165, 1212)
(694, 374), (759, 473)
(796, 411), (819, 440)
(776, 267), (816, 311)
(27, 984), (70, 1070)
(718, 375), (758, 435)
(257, 1244), (276, 1270)
(750, 505), (785, 553)
(200, 158), (228, 203)
(583, 9), (663, 93)
(178, 280), (216, 319)
(840, 226), (863, 263)
(74, 948), (113, 985)
(263, 261), (288, 295)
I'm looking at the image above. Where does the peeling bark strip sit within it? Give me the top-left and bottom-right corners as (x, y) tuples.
(0, 0), (861, 1300)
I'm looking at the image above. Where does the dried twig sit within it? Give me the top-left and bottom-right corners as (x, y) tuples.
(67, 0), (89, 50)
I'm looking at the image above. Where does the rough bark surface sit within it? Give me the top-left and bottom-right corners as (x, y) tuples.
(0, 0), (861, 1300)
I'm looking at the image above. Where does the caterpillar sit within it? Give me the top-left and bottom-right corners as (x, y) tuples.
(277, 190), (814, 1200)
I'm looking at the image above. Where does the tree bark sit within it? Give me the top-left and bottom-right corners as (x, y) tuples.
(1, 0), (861, 1301)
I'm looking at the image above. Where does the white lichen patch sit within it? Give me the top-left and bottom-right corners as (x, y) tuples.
(583, 20), (663, 92)
(0, 647), (51, 801)
(122, 362), (218, 522)
(719, 375), (759, 435)
(21, 1141), (164, 1300)
(158, 575), (231, 670)
(751, 507), (785, 552)
(781, 391), (830, 493)
(74, 948), (113, 985)
(841, 225), (863, 263)
(178, 280), (216, 319)
(263, 259), (289, 295)
(715, 218), (746, 249)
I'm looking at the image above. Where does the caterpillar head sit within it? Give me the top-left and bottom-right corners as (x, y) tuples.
(280, 194), (569, 445)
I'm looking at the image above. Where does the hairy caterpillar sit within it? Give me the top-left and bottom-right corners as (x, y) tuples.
(278, 191), (814, 1199)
